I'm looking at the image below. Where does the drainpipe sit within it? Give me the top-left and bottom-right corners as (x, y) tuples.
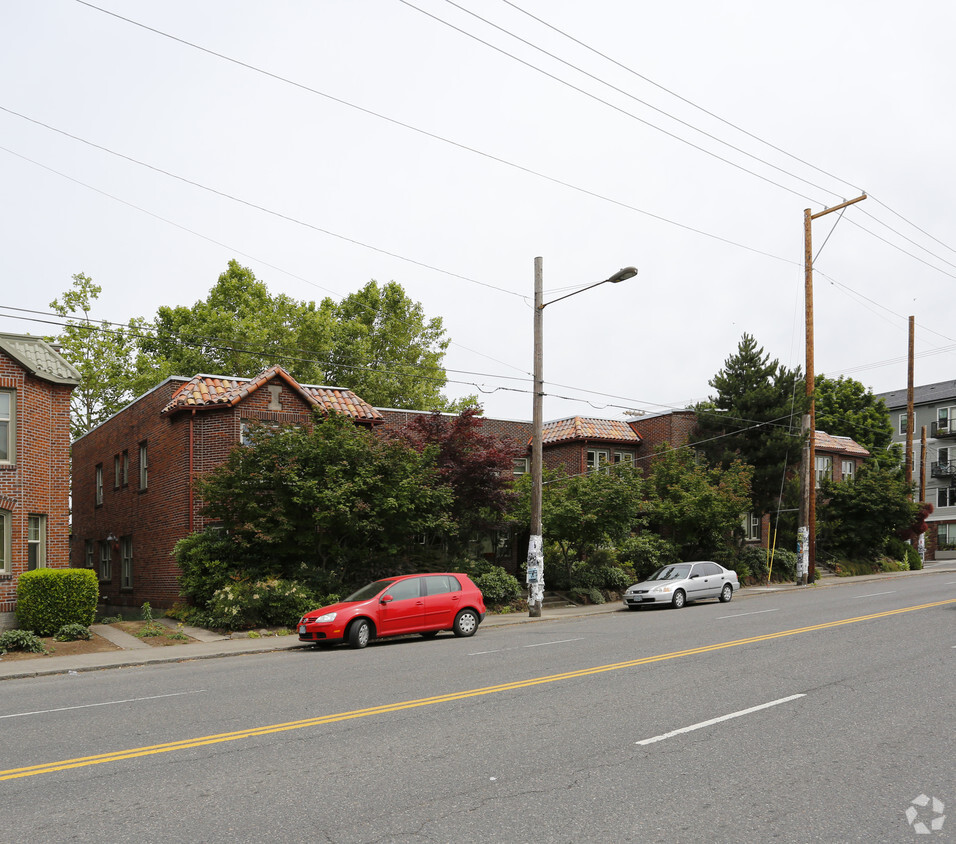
(188, 410), (195, 533)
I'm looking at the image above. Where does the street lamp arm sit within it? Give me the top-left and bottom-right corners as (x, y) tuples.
(541, 267), (638, 309)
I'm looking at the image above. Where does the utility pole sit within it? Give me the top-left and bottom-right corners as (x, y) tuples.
(905, 316), (915, 494)
(798, 194), (867, 585)
(527, 258), (637, 616)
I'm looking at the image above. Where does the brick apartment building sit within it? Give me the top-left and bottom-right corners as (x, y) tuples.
(0, 333), (79, 629)
(71, 365), (651, 610)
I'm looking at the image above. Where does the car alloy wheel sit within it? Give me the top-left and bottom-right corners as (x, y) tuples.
(719, 583), (733, 603)
(671, 589), (686, 609)
(453, 609), (479, 637)
(348, 618), (371, 649)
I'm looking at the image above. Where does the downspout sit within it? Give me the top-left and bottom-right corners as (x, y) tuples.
(188, 409), (195, 533)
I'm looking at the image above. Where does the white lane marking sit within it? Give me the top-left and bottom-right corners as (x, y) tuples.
(470, 637), (585, 656)
(0, 690), (207, 720)
(636, 694), (806, 745)
(853, 591), (896, 599)
(717, 608), (779, 620)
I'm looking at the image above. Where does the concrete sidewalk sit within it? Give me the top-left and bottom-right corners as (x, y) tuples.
(2, 565), (950, 681)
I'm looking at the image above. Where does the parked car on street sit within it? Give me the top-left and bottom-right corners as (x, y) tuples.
(622, 562), (739, 610)
(298, 573), (487, 649)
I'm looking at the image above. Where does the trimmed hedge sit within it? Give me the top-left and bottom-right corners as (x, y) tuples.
(16, 568), (99, 636)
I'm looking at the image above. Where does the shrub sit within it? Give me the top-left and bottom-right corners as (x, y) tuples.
(884, 536), (921, 571)
(594, 565), (631, 593)
(617, 534), (680, 582)
(0, 629), (47, 654)
(54, 623), (93, 642)
(16, 568), (98, 636)
(174, 530), (243, 608)
(769, 549), (797, 582)
(473, 566), (522, 607)
(736, 546), (769, 584)
(204, 579), (319, 630)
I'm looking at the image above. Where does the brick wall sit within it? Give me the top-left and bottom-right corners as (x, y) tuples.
(0, 352), (74, 626)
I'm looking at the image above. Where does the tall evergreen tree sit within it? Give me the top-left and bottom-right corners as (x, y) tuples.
(692, 333), (807, 516)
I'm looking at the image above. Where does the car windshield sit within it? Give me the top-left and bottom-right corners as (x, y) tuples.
(646, 565), (691, 581)
(344, 579), (396, 602)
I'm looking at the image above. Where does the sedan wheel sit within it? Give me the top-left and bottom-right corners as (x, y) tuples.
(671, 589), (686, 609)
(453, 609), (479, 637)
(719, 583), (733, 603)
(348, 618), (372, 649)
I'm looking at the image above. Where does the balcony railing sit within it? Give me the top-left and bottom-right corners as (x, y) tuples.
(931, 461), (956, 478)
(931, 421), (956, 439)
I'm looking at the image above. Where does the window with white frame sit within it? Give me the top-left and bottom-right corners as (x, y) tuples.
(27, 514), (46, 570)
(939, 447), (951, 471)
(121, 536), (133, 589)
(938, 407), (955, 434)
(139, 442), (148, 490)
(0, 509), (10, 574)
(937, 522), (956, 551)
(815, 455), (832, 487)
(99, 540), (112, 581)
(95, 464), (103, 505)
(742, 512), (761, 541)
(614, 452), (634, 466)
(897, 413), (908, 436)
(937, 486), (956, 509)
(587, 449), (609, 472)
(114, 454), (121, 489)
(513, 457), (529, 475)
(85, 539), (94, 569)
(841, 460), (856, 481)
(0, 389), (14, 463)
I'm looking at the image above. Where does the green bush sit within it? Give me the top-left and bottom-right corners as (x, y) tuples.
(884, 536), (921, 571)
(768, 549), (797, 582)
(54, 623), (93, 642)
(736, 546), (768, 583)
(473, 566), (522, 607)
(204, 579), (319, 630)
(174, 530), (243, 607)
(0, 629), (47, 654)
(617, 534), (680, 582)
(16, 568), (98, 636)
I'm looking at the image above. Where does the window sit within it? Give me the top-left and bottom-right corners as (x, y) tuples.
(385, 577), (421, 601)
(937, 487), (956, 509)
(85, 539), (94, 569)
(424, 575), (461, 595)
(938, 523), (956, 552)
(121, 450), (129, 487)
(938, 407), (955, 434)
(99, 540), (112, 581)
(121, 536), (133, 589)
(0, 509), (10, 574)
(939, 447), (950, 470)
(815, 455), (832, 487)
(114, 454), (121, 489)
(95, 464), (104, 505)
(513, 457), (529, 475)
(614, 452), (634, 466)
(27, 515), (46, 570)
(0, 389), (14, 463)
(898, 413), (908, 436)
(742, 512), (761, 541)
(139, 442), (148, 490)
(587, 449), (609, 472)
(841, 460), (856, 481)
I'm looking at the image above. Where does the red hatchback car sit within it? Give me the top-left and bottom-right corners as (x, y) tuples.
(297, 573), (486, 649)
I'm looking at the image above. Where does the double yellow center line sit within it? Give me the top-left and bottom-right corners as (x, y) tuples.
(3, 598), (952, 781)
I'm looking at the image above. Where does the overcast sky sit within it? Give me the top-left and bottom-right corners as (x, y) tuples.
(2, 1), (954, 424)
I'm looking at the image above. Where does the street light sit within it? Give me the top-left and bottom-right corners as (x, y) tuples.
(527, 258), (637, 617)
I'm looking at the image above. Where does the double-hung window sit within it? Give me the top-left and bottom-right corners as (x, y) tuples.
(27, 515), (46, 570)
(99, 540), (112, 581)
(0, 509), (11, 574)
(85, 539), (95, 569)
(841, 460), (855, 481)
(96, 465), (104, 506)
(587, 449), (609, 473)
(139, 442), (148, 490)
(0, 389), (14, 463)
(815, 455), (832, 487)
(121, 536), (133, 589)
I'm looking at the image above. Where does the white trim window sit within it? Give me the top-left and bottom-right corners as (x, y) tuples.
(841, 459), (856, 481)
(85, 539), (95, 569)
(96, 464), (104, 506)
(614, 452), (634, 466)
(742, 512), (761, 541)
(139, 441), (148, 490)
(898, 413), (908, 436)
(937, 487), (956, 509)
(815, 455), (833, 487)
(0, 509), (10, 574)
(937, 522), (956, 551)
(513, 457), (529, 475)
(938, 407), (955, 435)
(121, 536), (133, 589)
(27, 514), (46, 570)
(114, 454), (121, 489)
(0, 389), (14, 464)
(587, 449), (609, 473)
(99, 540), (112, 581)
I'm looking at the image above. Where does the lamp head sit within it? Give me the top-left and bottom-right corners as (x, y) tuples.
(609, 266), (638, 283)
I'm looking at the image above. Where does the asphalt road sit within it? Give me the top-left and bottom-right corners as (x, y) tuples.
(2, 574), (954, 843)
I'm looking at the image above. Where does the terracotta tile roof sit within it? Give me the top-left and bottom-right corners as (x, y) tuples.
(161, 365), (383, 422)
(541, 416), (641, 446)
(815, 430), (870, 457)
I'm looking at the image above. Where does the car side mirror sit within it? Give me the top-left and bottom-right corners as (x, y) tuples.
(381, 595), (393, 604)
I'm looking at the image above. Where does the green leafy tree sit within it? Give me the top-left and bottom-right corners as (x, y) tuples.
(49, 273), (142, 439)
(693, 333), (807, 515)
(327, 280), (452, 410)
(814, 375), (900, 467)
(194, 412), (453, 587)
(643, 447), (753, 560)
(816, 463), (918, 560)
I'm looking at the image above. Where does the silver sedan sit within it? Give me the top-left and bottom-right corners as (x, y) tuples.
(622, 561), (739, 610)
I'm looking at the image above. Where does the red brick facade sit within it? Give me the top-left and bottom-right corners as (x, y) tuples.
(0, 339), (77, 627)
